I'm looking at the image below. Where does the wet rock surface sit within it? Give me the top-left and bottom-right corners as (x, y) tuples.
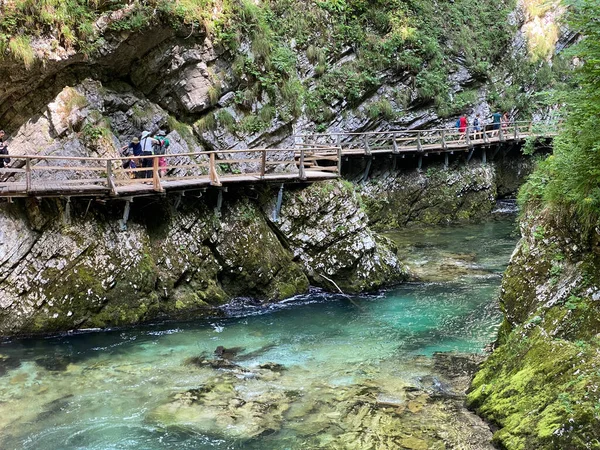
(148, 351), (494, 449)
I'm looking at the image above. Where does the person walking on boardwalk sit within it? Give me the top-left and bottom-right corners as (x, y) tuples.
(0, 130), (9, 169)
(491, 111), (502, 137)
(457, 114), (468, 142)
(121, 136), (142, 178)
(472, 114), (482, 140)
(154, 130), (170, 177)
(501, 111), (510, 135)
(140, 131), (160, 179)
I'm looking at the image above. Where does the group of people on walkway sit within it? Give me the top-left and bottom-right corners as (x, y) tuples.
(121, 130), (170, 179)
(457, 112), (510, 142)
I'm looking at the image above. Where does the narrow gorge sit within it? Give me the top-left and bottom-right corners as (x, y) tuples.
(2, 0), (598, 449)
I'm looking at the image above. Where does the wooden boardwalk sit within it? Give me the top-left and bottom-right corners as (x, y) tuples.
(0, 121), (555, 199)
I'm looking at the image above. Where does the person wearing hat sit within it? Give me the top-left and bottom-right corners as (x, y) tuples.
(140, 130), (160, 179)
(121, 136), (142, 178)
(0, 130), (10, 169)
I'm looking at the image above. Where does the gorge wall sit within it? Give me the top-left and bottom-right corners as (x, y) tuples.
(467, 206), (600, 449)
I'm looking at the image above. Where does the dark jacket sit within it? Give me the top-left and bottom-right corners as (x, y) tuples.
(0, 143), (9, 168)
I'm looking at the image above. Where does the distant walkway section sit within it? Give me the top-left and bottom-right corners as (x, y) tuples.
(0, 121), (556, 199)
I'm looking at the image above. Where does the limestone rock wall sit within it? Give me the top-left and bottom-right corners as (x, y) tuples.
(358, 156), (534, 230)
(0, 180), (409, 336)
(467, 207), (600, 448)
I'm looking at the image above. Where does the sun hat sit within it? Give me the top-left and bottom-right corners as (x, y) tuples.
(132, 137), (140, 143)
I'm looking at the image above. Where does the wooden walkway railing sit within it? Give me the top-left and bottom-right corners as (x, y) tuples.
(0, 121), (556, 199)
(297, 120), (557, 155)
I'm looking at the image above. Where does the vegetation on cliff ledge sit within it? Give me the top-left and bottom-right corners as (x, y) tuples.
(519, 0), (600, 227)
(0, 0), (561, 125)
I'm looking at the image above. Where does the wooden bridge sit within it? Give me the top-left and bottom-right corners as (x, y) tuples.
(0, 121), (555, 200)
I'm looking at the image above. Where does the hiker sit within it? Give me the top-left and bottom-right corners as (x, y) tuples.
(491, 111), (502, 137)
(154, 130), (170, 177)
(121, 136), (142, 178)
(472, 114), (482, 140)
(140, 131), (160, 179)
(0, 130), (9, 169)
(501, 111), (510, 134)
(457, 114), (468, 142)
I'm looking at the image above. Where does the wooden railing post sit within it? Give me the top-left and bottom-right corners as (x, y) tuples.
(483, 127), (489, 144)
(417, 131), (422, 152)
(299, 148), (306, 180)
(392, 132), (399, 154)
(337, 146), (342, 176)
(499, 126), (505, 142)
(25, 157), (31, 193)
(209, 152), (222, 186)
(106, 159), (117, 196)
(514, 123), (518, 140)
(152, 156), (163, 192)
(441, 129), (448, 150)
(260, 149), (266, 179)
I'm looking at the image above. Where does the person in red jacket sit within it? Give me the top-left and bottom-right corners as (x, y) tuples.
(457, 115), (468, 142)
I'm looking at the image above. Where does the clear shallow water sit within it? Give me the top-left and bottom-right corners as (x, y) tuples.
(0, 219), (518, 449)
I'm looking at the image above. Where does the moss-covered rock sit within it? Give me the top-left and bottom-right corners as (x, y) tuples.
(360, 163), (497, 229)
(467, 207), (600, 449)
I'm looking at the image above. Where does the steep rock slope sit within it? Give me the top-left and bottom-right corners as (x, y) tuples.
(467, 207), (600, 449)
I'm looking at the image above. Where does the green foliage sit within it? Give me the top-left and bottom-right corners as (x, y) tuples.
(518, 0), (600, 226)
(366, 99), (396, 121)
(195, 112), (217, 133)
(8, 35), (35, 68)
(215, 109), (236, 130)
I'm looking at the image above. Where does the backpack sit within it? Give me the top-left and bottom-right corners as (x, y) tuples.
(455, 119), (461, 128)
(152, 139), (165, 155)
(153, 136), (169, 155)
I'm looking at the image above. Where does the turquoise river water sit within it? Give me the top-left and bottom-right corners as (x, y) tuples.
(0, 218), (518, 450)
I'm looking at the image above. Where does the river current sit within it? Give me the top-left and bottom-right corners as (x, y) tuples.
(0, 218), (517, 449)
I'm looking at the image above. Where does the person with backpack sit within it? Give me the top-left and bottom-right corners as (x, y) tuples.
(154, 130), (170, 177)
(121, 136), (142, 178)
(140, 130), (160, 179)
(0, 130), (10, 169)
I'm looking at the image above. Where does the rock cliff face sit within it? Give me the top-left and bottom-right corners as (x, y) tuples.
(0, 181), (409, 336)
(467, 207), (600, 449)
(360, 157), (534, 230)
